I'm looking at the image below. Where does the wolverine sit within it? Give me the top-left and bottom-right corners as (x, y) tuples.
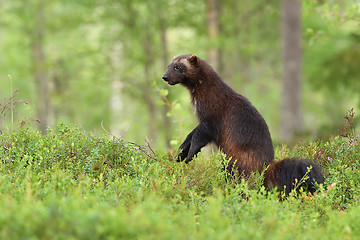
(162, 54), (324, 194)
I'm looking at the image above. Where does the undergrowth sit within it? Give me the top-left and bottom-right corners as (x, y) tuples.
(0, 110), (359, 239)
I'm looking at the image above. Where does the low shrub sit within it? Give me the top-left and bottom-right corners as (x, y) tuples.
(0, 124), (359, 239)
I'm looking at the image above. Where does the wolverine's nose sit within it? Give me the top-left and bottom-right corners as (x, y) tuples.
(162, 74), (168, 81)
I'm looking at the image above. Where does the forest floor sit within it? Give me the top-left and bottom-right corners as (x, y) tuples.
(0, 124), (359, 239)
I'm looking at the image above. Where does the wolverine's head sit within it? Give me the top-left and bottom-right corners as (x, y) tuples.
(162, 54), (200, 86)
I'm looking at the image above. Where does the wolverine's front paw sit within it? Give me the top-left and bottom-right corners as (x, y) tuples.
(184, 155), (194, 164)
(177, 152), (186, 162)
(177, 148), (189, 162)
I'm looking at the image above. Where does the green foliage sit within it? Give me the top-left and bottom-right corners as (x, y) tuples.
(291, 136), (360, 209)
(304, 0), (360, 101)
(152, 81), (194, 148)
(289, 109), (360, 210)
(1, 0), (360, 147)
(0, 125), (360, 238)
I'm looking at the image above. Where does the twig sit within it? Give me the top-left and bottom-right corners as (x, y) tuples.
(0, 89), (30, 133)
(145, 139), (156, 157)
(100, 121), (157, 161)
(101, 121), (123, 144)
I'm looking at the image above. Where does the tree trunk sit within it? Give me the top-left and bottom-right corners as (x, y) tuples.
(160, 17), (172, 149)
(280, 0), (303, 142)
(143, 30), (156, 142)
(205, 0), (221, 154)
(32, 0), (49, 134)
(109, 43), (124, 135)
(206, 0), (220, 72)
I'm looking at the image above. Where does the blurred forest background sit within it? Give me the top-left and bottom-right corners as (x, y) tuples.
(1, 0), (360, 150)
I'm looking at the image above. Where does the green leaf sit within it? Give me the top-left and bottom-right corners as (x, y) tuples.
(159, 89), (169, 97)
(170, 139), (179, 146)
(173, 103), (181, 111)
(156, 100), (165, 106)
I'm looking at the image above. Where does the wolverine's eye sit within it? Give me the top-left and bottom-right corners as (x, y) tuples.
(174, 65), (180, 70)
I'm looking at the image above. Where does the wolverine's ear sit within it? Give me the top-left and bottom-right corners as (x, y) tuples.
(188, 54), (199, 66)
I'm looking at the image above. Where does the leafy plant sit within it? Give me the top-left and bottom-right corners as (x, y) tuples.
(0, 124), (360, 239)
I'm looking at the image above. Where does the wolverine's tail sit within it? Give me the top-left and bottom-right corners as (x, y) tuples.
(264, 158), (324, 195)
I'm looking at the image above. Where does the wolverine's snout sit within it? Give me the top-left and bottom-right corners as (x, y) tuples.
(162, 74), (168, 81)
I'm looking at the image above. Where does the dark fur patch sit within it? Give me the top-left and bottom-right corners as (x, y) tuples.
(265, 158), (324, 194)
(163, 54), (325, 195)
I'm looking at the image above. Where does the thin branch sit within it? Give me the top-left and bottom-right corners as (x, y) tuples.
(0, 89), (30, 133)
(145, 139), (157, 159)
(101, 120), (122, 144)
(101, 121), (157, 161)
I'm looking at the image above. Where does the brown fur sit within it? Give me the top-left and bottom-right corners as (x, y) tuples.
(162, 54), (324, 194)
(264, 161), (279, 190)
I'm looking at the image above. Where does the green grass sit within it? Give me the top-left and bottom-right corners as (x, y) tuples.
(0, 125), (360, 239)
